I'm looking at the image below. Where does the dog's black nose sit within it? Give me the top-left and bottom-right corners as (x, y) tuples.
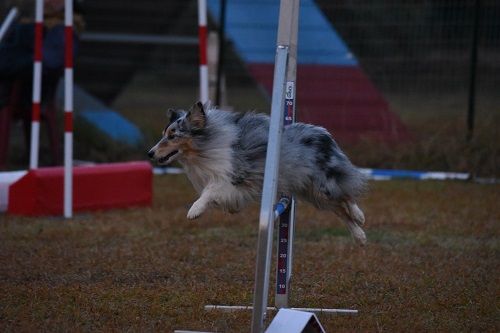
(147, 150), (155, 159)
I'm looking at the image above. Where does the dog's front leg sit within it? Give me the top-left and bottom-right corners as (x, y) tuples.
(187, 186), (214, 220)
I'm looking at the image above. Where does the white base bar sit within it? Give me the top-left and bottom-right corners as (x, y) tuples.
(205, 305), (358, 314)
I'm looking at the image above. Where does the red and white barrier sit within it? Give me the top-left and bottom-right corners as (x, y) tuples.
(9, 0), (153, 218)
(63, 0), (74, 218)
(29, 0), (44, 170)
(197, 0), (208, 103)
(8, 162), (152, 216)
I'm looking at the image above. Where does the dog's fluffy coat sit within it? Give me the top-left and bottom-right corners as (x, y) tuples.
(148, 102), (367, 244)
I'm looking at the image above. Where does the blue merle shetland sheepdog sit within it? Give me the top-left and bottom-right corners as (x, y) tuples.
(148, 102), (367, 244)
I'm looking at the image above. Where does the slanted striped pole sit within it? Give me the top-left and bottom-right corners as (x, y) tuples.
(197, 0), (208, 103)
(0, 7), (19, 43)
(29, 0), (44, 170)
(63, 0), (73, 218)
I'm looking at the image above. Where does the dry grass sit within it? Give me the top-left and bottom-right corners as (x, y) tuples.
(1, 176), (499, 332)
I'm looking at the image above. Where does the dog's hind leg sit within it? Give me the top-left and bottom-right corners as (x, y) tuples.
(343, 199), (365, 226)
(333, 203), (367, 245)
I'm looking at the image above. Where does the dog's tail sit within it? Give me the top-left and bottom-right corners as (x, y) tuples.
(337, 162), (368, 200)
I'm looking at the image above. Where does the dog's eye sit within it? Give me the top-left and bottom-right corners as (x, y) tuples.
(166, 128), (176, 140)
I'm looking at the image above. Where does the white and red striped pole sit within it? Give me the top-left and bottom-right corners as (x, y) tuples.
(29, 0), (44, 170)
(197, 0), (209, 103)
(63, 0), (73, 218)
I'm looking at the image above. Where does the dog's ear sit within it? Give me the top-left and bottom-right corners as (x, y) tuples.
(187, 102), (206, 129)
(166, 108), (180, 124)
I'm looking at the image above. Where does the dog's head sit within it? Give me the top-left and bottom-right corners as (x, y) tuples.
(148, 102), (207, 165)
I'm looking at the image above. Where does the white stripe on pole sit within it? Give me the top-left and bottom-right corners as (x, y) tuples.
(64, 0), (73, 218)
(29, 0), (44, 170)
(29, 122), (40, 169)
(199, 64), (208, 103)
(64, 131), (73, 218)
(0, 7), (19, 43)
(197, 0), (208, 103)
(197, 0), (207, 25)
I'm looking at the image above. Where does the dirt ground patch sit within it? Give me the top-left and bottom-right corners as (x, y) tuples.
(1, 176), (499, 332)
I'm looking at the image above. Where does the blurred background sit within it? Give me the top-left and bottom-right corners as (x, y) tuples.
(1, 0), (499, 176)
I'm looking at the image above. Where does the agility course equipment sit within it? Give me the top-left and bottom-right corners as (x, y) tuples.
(201, 1), (357, 332)
(0, 7), (18, 43)
(63, 0), (74, 218)
(252, 1), (357, 330)
(198, 0), (209, 103)
(29, 0), (44, 170)
(1, 0), (153, 217)
(7, 161), (152, 216)
(207, 0), (409, 144)
(28, 0), (75, 217)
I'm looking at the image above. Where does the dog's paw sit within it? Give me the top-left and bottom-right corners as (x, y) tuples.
(187, 201), (206, 220)
(353, 227), (367, 246)
(350, 203), (365, 226)
(346, 223), (367, 246)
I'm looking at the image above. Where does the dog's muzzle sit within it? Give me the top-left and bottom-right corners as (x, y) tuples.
(148, 148), (179, 165)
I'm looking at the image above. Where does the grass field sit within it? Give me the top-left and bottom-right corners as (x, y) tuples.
(1, 175), (499, 332)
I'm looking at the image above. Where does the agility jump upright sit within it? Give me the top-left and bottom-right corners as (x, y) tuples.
(251, 0), (358, 331)
(250, 0), (299, 331)
(28, 0), (74, 218)
(195, 1), (357, 331)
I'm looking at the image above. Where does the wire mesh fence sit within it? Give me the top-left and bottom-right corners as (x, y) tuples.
(3, 0), (498, 113)
(1, 0), (499, 172)
(316, 0), (499, 121)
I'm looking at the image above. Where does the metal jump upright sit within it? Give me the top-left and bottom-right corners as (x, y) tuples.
(28, 0), (74, 218)
(198, 0), (209, 103)
(203, 1), (357, 331)
(29, 0), (44, 170)
(250, 0), (299, 329)
(251, 0), (357, 331)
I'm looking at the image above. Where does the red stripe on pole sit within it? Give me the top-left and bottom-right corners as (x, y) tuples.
(34, 23), (43, 61)
(64, 26), (73, 68)
(64, 112), (73, 132)
(198, 26), (207, 65)
(32, 102), (41, 122)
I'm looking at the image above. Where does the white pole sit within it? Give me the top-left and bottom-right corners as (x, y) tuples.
(250, 45), (288, 333)
(29, 0), (44, 170)
(197, 0), (209, 103)
(63, 0), (73, 218)
(0, 7), (18, 43)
